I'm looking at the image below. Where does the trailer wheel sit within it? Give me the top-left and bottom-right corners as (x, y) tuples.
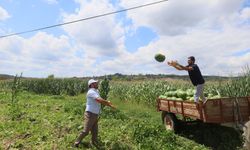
(164, 113), (179, 132)
(243, 119), (250, 150)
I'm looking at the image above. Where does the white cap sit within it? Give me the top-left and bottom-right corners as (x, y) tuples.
(88, 79), (98, 86)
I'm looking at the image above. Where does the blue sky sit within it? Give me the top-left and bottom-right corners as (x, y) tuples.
(0, 0), (77, 37)
(0, 0), (250, 77)
(0, 0), (156, 52)
(125, 27), (157, 52)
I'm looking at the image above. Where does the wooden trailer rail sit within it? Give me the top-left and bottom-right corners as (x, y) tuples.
(157, 96), (250, 124)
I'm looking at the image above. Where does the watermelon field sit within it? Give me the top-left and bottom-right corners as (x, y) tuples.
(0, 70), (250, 150)
(1, 0), (250, 149)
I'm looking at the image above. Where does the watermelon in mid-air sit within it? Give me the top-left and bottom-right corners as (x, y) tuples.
(155, 53), (165, 62)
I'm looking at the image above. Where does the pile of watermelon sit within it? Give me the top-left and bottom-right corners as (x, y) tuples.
(159, 89), (221, 101)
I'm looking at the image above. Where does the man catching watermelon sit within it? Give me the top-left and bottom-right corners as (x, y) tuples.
(74, 79), (116, 148)
(167, 56), (206, 103)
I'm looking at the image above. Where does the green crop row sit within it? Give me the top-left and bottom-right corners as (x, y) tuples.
(109, 80), (191, 106)
(110, 68), (250, 105)
(0, 78), (88, 96)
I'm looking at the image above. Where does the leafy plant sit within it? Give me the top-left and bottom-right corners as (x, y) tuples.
(9, 73), (23, 120)
(99, 77), (110, 100)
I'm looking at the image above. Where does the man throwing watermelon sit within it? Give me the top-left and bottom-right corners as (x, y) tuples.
(167, 56), (206, 103)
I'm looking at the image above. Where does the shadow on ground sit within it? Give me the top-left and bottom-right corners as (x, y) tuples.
(177, 121), (243, 150)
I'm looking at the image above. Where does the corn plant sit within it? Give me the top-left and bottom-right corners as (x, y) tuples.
(215, 66), (250, 97)
(99, 77), (110, 100)
(9, 73), (23, 120)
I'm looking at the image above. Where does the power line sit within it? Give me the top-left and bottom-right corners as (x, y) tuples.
(0, 0), (168, 39)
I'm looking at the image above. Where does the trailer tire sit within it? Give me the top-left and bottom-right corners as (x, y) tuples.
(243, 119), (250, 150)
(164, 113), (179, 133)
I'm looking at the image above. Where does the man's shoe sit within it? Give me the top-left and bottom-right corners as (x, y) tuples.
(74, 142), (80, 148)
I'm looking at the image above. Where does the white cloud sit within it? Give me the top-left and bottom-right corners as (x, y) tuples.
(86, 0), (247, 76)
(0, 6), (10, 21)
(0, 32), (97, 77)
(1, 0), (250, 77)
(62, 0), (125, 59)
(240, 7), (250, 20)
(120, 0), (244, 36)
(92, 25), (250, 76)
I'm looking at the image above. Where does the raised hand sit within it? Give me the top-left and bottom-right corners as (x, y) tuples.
(167, 60), (178, 66)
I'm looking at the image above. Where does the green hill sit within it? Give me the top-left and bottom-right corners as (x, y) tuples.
(0, 74), (15, 80)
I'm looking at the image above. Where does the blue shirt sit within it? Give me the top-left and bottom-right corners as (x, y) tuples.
(85, 88), (101, 114)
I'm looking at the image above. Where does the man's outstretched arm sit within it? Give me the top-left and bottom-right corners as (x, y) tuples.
(167, 61), (193, 71)
(95, 97), (116, 109)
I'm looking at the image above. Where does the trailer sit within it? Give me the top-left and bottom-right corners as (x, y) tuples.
(157, 97), (250, 132)
(157, 96), (250, 149)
